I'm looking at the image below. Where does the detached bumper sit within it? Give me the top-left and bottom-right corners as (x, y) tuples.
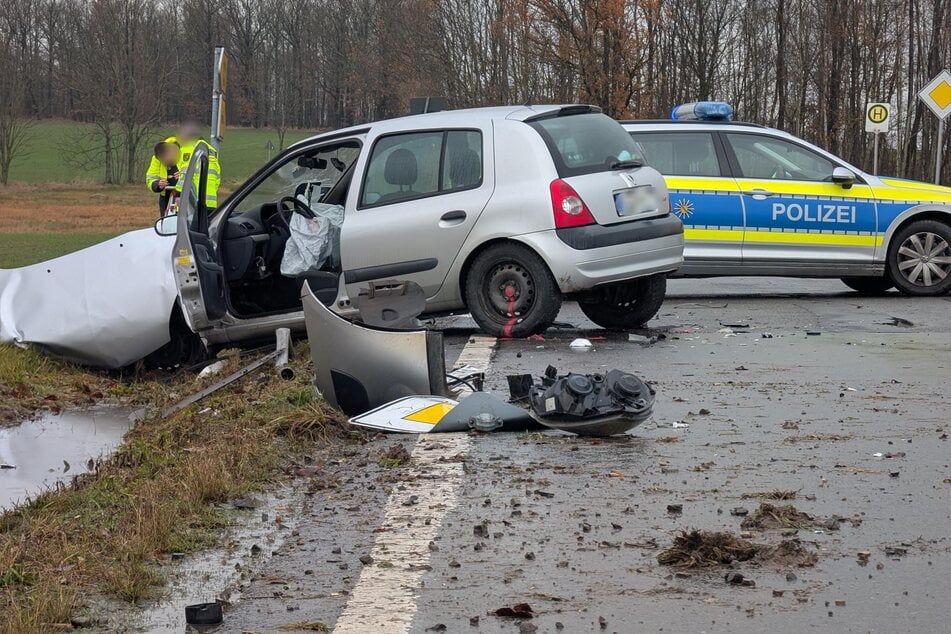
(516, 215), (684, 293)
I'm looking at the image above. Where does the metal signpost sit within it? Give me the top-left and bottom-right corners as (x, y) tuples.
(865, 102), (890, 175)
(918, 69), (951, 184)
(210, 47), (228, 153)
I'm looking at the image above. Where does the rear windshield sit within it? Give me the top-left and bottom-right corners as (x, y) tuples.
(529, 112), (645, 177)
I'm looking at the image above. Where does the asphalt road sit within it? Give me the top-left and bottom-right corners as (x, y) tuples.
(222, 278), (951, 633)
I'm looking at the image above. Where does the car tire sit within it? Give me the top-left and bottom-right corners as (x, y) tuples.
(464, 242), (562, 337)
(886, 219), (951, 296)
(578, 274), (667, 330)
(840, 276), (894, 295)
(144, 307), (207, 370)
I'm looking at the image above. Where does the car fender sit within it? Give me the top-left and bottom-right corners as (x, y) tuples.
(880, 203), (951, 259)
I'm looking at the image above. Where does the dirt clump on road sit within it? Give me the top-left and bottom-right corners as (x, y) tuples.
(741, 503), (818, 530)
(658, 530), (819, 569)
(656, 530), (758, 567)
(755, 539), (818, 567)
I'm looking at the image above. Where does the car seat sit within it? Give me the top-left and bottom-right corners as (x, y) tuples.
(376, 148), (417, 204)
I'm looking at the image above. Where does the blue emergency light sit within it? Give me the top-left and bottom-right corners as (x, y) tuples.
(670, 101), (734, 121)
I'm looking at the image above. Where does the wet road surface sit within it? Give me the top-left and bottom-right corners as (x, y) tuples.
(222, 279), (951, 633)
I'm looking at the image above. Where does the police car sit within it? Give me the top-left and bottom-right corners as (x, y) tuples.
(622, 102), (951, 296)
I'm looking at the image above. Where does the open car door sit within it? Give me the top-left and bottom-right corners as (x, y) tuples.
(172, 144), (227, 332)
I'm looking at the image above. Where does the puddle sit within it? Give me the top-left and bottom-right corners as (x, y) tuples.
(0, 407), (133, 510)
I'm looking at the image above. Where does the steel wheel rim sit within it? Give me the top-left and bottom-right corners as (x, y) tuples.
(896, 232), (951, 287)
(485, 261), (535, 321)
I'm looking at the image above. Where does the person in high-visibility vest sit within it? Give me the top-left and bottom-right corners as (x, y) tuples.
(145, 123), (221, 213)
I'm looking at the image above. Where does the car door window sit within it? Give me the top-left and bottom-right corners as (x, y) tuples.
(361, 130), (483, 207)
(726, 133), (834, 181)
(629, 132), (721, 177)
(234, 141), (361, 214)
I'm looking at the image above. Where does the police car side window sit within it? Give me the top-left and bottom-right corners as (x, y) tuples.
(727, 133), (834, 182)
(629, 132), (720, 177)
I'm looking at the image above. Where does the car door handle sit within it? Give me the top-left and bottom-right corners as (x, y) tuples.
(743, 189), (775, 200)
(439, 210), (467, 226)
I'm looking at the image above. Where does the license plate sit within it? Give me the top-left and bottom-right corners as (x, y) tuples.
(614, 185), (658, 218)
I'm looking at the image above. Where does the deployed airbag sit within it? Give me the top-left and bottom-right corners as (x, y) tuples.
(0, 229), (177, 368)
(280, 203), (344, 277)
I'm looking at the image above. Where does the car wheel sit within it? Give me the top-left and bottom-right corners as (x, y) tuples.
(578, 274), (667, 330)
(144, 308), (207, 370)
(464, 242), (562, 337)
(840, 276), (894, 295)
(886, 219), (951, 296)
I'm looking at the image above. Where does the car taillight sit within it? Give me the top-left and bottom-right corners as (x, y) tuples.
(550, 179), (596, 229)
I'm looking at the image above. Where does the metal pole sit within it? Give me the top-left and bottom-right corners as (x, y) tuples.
(211, 47), (223, 153)
(936, 118), (946, 185)
(873, 133), (879, 175)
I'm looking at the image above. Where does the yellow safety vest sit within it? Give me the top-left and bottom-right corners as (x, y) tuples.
(177, 138), (221, 208)
(144, 136), (221, 208)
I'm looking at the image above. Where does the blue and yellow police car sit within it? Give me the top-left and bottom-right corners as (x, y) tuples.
(622, 102), (951, 296)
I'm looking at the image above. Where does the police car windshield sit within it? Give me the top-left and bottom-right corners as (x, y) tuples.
(529, 113), (644, 178)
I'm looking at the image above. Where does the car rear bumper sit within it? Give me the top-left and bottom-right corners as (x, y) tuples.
(517, 217), (684, 293)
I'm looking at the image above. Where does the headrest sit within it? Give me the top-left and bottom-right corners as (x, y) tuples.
(384, 149), (417, 186)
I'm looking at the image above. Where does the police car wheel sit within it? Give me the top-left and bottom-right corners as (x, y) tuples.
(465, 242), (562, 337)
(887, 220), (951, 296)
(840, 276), (894, 295)
(578, 274), (667, 330)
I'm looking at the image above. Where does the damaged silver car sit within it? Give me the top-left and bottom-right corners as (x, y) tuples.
(158, 105), (684, 360)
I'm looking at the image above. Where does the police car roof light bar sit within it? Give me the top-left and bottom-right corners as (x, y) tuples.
(670, 102), (734, 122)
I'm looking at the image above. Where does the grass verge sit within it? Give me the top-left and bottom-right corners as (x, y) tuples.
(0, 342), (347, 632)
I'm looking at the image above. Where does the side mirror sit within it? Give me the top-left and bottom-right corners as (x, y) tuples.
(154, 214), (178, 236)
(831, 167), (855, 190)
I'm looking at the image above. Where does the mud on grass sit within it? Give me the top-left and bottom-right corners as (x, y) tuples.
(0, 342), (349, 633)
(0, 345), (156, 425)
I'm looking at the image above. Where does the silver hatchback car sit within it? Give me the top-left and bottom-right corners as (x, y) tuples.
(158, 105), (683, 362)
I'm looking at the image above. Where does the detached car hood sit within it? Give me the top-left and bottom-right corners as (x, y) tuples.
(0, 229), (177, 368)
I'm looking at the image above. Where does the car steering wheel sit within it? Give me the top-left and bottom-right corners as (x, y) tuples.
(279, 196), (317, 220)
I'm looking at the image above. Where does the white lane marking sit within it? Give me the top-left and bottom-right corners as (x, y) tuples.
(332, 335), (496, 633)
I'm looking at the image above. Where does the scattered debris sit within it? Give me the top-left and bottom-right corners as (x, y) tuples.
(184, 602), (223, 626)
(493, 603), (534, 619)
(740, 490), (798, 501)
(279, 621), (331, 632)
(730, 507), (749, 516)
(783, 433), (852, 444)
(667, 503), (683, 514)
(379, 444), (412, 468)
(569, 338), (593, 351)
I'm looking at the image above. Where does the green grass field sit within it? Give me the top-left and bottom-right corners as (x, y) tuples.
(0, 233), (119, 268)
(7, 120), (319, 186)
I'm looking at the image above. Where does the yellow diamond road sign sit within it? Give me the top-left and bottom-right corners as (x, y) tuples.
(919, 69), (951, 121)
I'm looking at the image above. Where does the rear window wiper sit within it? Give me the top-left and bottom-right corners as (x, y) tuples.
(610, 159), (643, 170)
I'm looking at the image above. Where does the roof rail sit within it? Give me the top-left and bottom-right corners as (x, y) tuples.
(620, 119), (767, 129)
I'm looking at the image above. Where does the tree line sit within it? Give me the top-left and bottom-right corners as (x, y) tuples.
(0, 0), (949, 185)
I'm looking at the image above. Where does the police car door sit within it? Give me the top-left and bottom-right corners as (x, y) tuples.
(172, 144), (227, 332)
(723, 132), (877, 271)
(629, 130), (743, 269)
(340, 127), (492, 300)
